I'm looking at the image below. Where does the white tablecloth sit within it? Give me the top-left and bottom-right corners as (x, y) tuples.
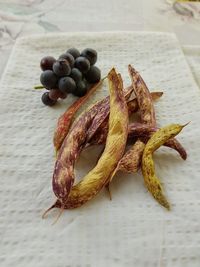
(0, 31), (200, 267)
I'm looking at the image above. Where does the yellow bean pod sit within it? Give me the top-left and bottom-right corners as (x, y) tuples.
(142, 123), (187, 210)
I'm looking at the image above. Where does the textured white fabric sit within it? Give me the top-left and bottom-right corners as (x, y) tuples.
(0, 32), (200, 267)
(183, 45), (200, 89)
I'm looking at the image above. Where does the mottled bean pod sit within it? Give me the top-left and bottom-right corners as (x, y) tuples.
(128, 64), (156, 126)
(86, 85), (133, 143)
(89, 122), (187, 160)
(142, 123), (187, 210)
(54, 68), (129, 209)
(118, 140), (145, 173)
(53, 79), (104, 152)
(89, 91), (163, 146)
(52, 80), (133, 203)
(52, 104), (99, 201)
(128, 123), (187, 160)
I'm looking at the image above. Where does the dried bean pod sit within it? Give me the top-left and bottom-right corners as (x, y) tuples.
(53, 79), (104, 152)
(128, 64), (156, 126)
(142, 124), (187, 210)
(90, 122), (187, 160)
(86, 85), (133, 143)
(88, 119), (108, 146)
(163, 138), (187, 160)
(118, 140), (145, 173)
(55, 68), (128, 209)
(128, 123), (155, 137)
(52, 81), (132, 202)
(52, 90), (120, 202)
(128, 123), (187, 160)
(52, 105), (99, 201)
(104, 140), (145, 193)
(127, 91), (163, 115)
(89, 92), (163, 146)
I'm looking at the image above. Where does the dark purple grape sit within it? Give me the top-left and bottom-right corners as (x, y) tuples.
(73, 80), (88, 97)
(70, 68), (82, 83)
(49, 89), (68, 100)
(59, 92), (68, 99)
(74, 56), (90, 73)
(40, 56), (56, 71)
(41, 92), (57, 106)
(58, 77), (76, 94)
(84, 66), (101, 83)
(53, 60), (71, 77)
(49, 89), (62, 101)
(40, 70), (58, 89)
(59, 53), (74, 67)
(67, 48), (80, 59)
(81, 48), (97, 65)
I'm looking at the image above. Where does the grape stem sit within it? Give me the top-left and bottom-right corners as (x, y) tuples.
(34, 85), (44, 89)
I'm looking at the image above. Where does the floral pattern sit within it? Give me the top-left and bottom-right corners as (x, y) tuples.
(0, 0), (199, 79)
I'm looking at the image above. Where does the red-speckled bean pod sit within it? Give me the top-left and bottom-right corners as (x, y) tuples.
(53, 79), (105, 153)
(89, 91), (163, 146)
(128, 64), (156, 126)
(117, 140), (145, 173)
(127, 123), (187, 160)
(52, 104), (99, 201)
(89, 121), (187, 160)
(52, 73), (133, 203)
(86, 85), (133, 143)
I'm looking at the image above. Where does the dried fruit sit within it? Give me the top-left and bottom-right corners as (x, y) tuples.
(142, 123), (187, 210)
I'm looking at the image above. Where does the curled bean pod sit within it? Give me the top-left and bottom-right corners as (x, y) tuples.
(128, 64), (156, 126)
(163, 138), (187, 160)
(53, 79), (105, 152)
(54, 68), (128, 209)
(128, 123), (187, 160)
(90, 122), (187, 160)
(142, 123), (187, 210)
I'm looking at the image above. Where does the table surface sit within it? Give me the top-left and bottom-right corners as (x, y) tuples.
(0, 0), (200, 80)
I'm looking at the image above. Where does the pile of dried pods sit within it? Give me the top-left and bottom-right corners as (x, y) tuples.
(43, 65), (188, 218)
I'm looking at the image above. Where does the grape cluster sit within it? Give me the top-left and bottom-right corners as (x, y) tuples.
(39, 48), (101, 106)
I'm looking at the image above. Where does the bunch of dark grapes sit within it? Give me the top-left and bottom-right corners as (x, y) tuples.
(39, 48), (101, 106)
